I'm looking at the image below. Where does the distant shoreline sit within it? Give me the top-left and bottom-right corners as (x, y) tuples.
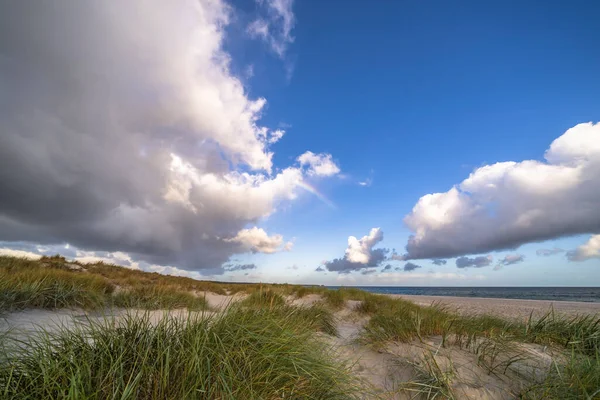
(326, 285), (600, 303)
(390, 293), (600, 321)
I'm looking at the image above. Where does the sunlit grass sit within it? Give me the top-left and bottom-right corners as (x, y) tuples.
(0, 257), (113, 312)
(0, 306), (359, 399)
(112, 285), (208, 310)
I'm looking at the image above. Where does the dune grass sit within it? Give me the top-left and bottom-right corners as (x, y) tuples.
(401, 350), (457, 400)
(0, 306), (358, 399)
(0, 256), (328, 312)
(240, 289), (337, 336)
(112, 285), (208, 310)
(0, 256), (114, 312)
(241, 288), (286, 308)
(355, 292), (600, 398)
(2, 255), (599, 397)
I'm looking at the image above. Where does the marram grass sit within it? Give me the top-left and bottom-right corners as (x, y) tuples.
(0, 306), (359, 400)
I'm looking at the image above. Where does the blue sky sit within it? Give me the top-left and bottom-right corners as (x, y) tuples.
(0, 1), (599, 286)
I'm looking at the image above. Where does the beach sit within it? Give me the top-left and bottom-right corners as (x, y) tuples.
(2, 255), (599, 399)
(393, 294), (600, 321)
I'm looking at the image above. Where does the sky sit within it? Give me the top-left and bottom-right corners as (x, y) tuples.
(0, 0), (599, 286)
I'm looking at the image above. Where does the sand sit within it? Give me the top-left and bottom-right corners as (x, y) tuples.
(2, 293), (597, 399)
(392, 294), (600, 321)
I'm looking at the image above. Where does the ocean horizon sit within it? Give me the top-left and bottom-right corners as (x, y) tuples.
(326, 286), (600, 303)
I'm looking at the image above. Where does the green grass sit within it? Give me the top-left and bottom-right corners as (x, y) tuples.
(323, 289), (346, 308)
(241, 288), (286, 308)
(3, 255), (600, 397)
(0, 306), (358, 399)
(401, 350), (457, 400)
(0, 256), (324, 312)
(356, 293), (600, 398)
(521, 349), (600, 399)
(112, 285), (208, 310)
(0, 257), (114, 312)
(241, 289), (338, 336)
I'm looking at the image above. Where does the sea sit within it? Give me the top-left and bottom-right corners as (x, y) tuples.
(326, 286), (600, 303)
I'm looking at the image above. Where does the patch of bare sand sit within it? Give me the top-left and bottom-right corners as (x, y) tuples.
(289, 293), (323, 307)
(327, 299), (555, 399)
(196, 291), (245, 310)
(393, 294), (600, 321)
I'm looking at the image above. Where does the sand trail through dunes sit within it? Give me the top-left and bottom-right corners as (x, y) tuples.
(323, 298), (558, 400)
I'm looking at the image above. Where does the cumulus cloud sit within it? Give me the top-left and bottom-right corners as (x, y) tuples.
(498, 254), (525, 266)
(247, 0), (295, 57)
(323, 228), (390, 273)
(315, 266), (325, 272)
(297, 152), (341, 177)
(346, 228), (384, 263)
(224, 227), (288, 254)
(456, 255), (493, 269)
(431, 259), (447, 266)
(403, 262), (422, 271)
(381, 264), (392, 271)
(0, 1), (336, 274)
(536, 248), (564, 256)
(567, 235), (600, 261)
(0, 248), (42, 260)
(403, 123), (600, 260)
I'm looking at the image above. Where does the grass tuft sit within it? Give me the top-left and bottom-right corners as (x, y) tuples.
(401, 349), (456, 400)
(112, 285), (208, 310)
(241, 288), (286, 308)
(0, 257), (113, 312)
(0, 306), (358, 399)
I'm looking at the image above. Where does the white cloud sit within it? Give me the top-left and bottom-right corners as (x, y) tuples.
(268, 129), (285, 144)
(346, 228), (384, 263)
(567, 235), (600, 261)
(74, 250), (141, 270)
(224, 227), (288, 254)
(499, 254), (525, 266)
(323, 228), (390, 273)
(0, 248), (42, 260)
(0, 1), (337, 274)
(247, 0), (295, 57)
(297, 151), (341, 177)
(403, 122), (600, 259)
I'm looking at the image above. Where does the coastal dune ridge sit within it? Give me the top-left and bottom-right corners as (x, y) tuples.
(1, 255), (599, 399)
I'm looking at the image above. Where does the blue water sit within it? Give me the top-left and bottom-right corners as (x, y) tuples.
(326, 287), (600, 303)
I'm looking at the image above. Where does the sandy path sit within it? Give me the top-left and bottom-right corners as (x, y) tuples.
(391, 294), (600, 321)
